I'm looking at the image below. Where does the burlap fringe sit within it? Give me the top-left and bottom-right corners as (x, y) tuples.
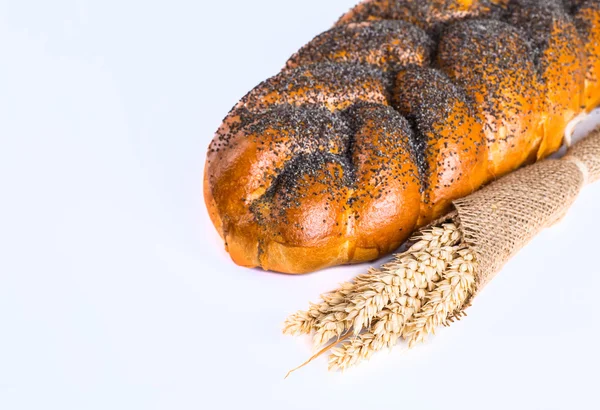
(450, 127), (600, 296)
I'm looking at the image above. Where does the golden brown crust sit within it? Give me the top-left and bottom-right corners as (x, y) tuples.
(437, 19), (544, 178)
(239, 63), (389, 112)
(508, 1), (586, 159)
(204, 0), (599, 273)
(206, 104), (421, 273)
(335, 0), (510, 33)
(211, 63), (389, 152)
(286, 20), (434, 72)
(393, 66), (488, 224)
(344, 104), (421, 253)
(572, 0), (600, 111)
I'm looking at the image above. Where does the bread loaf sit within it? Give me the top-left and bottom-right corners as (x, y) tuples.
(204, 0), (600, 273)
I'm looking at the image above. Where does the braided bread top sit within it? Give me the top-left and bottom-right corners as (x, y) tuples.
(204, 0), (600, 273)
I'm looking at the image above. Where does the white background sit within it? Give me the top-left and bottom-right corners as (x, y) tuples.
(1, 1), (599, 409)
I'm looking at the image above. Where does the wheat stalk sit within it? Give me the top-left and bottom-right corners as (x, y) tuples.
(282, 281), (356, 336)
(328, 300), (415, 371)
(310, 224), (460, 349)
(283, 221), (478, 373)
(282, 272), (389, 337)
(326, 225), (477, 370)
(403, 248), (476, 348)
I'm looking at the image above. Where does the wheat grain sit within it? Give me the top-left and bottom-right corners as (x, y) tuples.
(282, 282), (356, 336)
(326, 224), (474, 369)
(312, 223), (461, 349)
(403, 248), (476, 348)
(283, 222), (478, 373)
(327, 300), (416, 370)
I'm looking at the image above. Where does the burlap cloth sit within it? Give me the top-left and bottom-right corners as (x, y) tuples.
(451, 127), (600, 295)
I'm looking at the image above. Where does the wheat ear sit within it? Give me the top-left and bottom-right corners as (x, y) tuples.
(403, 248), (476, 348)
(283, 222), (478, 373)
(311, 224), (460, 349)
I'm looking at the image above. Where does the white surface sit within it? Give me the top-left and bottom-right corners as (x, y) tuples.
(1, 1), (600, 409)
